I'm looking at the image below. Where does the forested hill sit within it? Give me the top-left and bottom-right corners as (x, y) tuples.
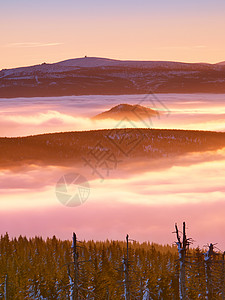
(1, 57), (225, 97)
(0, 128), (225, 168)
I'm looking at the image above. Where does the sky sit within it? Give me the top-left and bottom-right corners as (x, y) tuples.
(1, 0), (225, 69)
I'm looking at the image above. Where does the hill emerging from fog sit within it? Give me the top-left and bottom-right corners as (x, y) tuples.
(1, 56), (225, 97)
(0, 128), (225, 168)
(92, 104), (159, 121)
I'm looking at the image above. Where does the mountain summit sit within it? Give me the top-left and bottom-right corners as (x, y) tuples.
(53, 56), (210, 69)
(1, 57), (225, 97)
(0, 56), (217, 74)
(92, 103), (159, 121)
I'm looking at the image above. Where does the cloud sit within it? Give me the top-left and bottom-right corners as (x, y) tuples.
(0, 110), (95, 136)
(1, 147), (225, 206)
(0, 95), (225, 249)
(1, 94), (225, 137)
(0, 200), (225, 249)
(4, 42), (63, 48)
(155, 45), (207, 50)
(0, 146), (225, 248)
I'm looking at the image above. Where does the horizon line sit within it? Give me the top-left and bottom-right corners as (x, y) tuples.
(1, 56), (224, 71)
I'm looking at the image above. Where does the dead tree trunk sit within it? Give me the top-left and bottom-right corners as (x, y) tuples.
(204, 243), (214, 300)
(175, 222), (187, 300)
(124, 234), (131, 300)
(67, 265), (74, 300)
(222, 252), (225, 300)
(72, 232), (79, 300)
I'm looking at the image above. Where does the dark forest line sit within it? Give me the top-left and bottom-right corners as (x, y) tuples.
(0, 128), (225, 168)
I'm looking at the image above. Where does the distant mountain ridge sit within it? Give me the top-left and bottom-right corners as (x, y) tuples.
(1, 56), (225, 97)
(1, 56), (218, 73)
(52, 56), (214, 69)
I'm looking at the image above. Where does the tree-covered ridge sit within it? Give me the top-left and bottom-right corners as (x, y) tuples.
(0, 233), (224, 299)
(0, 128), (225, 168)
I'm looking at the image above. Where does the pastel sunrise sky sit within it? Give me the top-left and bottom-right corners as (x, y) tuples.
(1, 0), (225, 69)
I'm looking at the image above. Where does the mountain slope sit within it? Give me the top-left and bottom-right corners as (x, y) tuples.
(0, 128), (225, 168)
(1, 57), (225, 97)
(216, 61), (225, 65)
(1, 57), (215, 74)
(92, 104), (159, 121)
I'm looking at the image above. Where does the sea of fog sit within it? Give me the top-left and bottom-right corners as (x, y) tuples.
(0, 93), (225, 137)
(0, 94), (225, 248)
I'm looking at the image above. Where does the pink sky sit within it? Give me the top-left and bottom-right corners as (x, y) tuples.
(1, 201), (225, 248)
(1, 1), (225, 69)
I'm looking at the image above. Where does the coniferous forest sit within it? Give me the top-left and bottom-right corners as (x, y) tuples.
(2, 0), (225, 299)
(0, 226), (225, 299)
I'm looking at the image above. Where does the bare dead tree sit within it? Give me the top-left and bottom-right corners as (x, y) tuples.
(65, 233), (80, 300)
(64, 232), (94, 300)
(72, 232), (79, 299)
(222, 252), (225, 300)
(124, 234), (131, 300)
(175, 222), (190, 300)
(204, 243), (214, 300)
(67, 265), (74, 300)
